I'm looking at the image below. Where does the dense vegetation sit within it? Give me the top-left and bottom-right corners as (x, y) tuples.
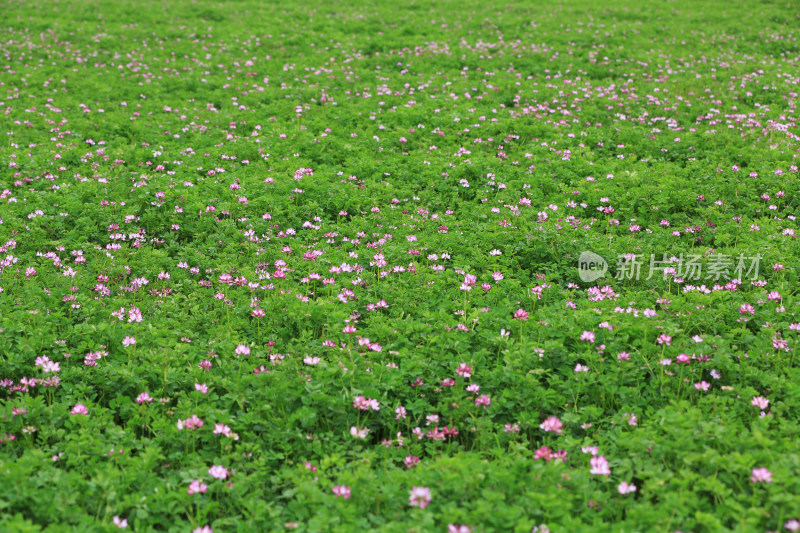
(1, 0), (800, 531)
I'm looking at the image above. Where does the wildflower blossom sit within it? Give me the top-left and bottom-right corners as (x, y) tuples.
(208, 465), (229, 480)
(332, 485), (351, 499)
(136, 392), (153, 404)
(748, 467), (772, 483)
(751, 396), (769, 410)
(590, 456), (611, 475)
(234, 344), (250, 356)
(539, 417), (563, 434)
(71, 403), (89, 415)
(187, 480), (208, 495)
(409, 486), (432, 509)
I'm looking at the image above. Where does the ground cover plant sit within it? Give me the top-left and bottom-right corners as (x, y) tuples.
(1, 0), (800, 531)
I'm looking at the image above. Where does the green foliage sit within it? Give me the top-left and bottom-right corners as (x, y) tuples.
(1, 0), (799, 531)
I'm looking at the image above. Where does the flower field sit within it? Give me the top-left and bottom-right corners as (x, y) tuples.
(1, 0), (800, 531)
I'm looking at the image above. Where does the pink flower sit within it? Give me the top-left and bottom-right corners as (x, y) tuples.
(234, 344), (250, 356)
(448, 525), (472, 533)
(694, 381), (710, 391)
(513, 309), (529, 321)
(122, 336), (136, 347)
(773, 337), (790, 352)
(534, 446), (553, 461)
(208, 465), (229, 480)
(617, 481), (637, 494)
(84, 351), (104, 367)
(475, 394), (491, 407)
(213, 424), (232, 437)
(187, 480), (208, 495)
(751, 396), (769, 410)
(404, 455), (420, 469)
(136, 392), (153, 404)
(350, 426), (369, 439)
(353, 396), (380, 411)
(195, 383), (209, 394)
(539, 416), (563, 434)
(409, 486), (432, 509)
(71, 403), (89, 416)
(192, 526), (213, 533)
(178, 414), (204, 430)
(785, 519), (800, 531)
(36, 357), (60, 374)
(112, 516), (128, 529)
(456, 363), (472, 378)
(590, 456), (611, 475)
(127, 306), (143, 323)
(751, 467), (772, 483)
(332, 485), (351, 499)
